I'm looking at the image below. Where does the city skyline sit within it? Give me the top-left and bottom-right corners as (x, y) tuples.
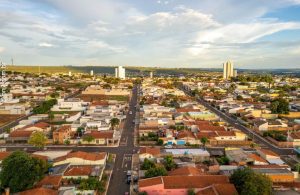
(1, 0), (300, 69)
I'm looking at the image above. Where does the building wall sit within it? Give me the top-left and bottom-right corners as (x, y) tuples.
(268, 174), (294, 183)
(54, 157), (106, 166)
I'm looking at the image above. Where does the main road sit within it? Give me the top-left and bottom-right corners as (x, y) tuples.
(1, 85), (140, 195)
(182, 87), (294, 156)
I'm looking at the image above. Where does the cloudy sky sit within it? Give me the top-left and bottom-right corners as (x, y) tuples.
(1, 0), (300, 69)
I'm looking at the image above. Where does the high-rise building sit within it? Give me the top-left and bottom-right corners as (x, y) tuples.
(150, 71), (153, 78)
(115, 66), (126, 79)
(233, 69), (238, 78)
(68, 71), (72, 77)
(90, 70), (94, 76)
(223, 61), (235, 79)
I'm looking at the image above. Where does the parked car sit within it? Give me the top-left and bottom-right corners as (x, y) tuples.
(127, 176), (131, 184)
(127, 170), (132, 176)
(133, 175), (138, 182)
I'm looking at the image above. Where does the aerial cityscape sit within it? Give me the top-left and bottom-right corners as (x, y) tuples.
(1, 1), (300, 195)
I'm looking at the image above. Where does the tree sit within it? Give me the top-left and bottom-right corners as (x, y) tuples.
(236, 95), (243, 101)
(163, 155), (176, 171)
(0, 151), (48, 193)
(145, 166), (167, 178)
(200, 137), (209, 149)
(157, 139), (164, 146)
(110, 118), (120, 130)
(270, 98), (289, 114)
(188, 189), (196, 195)
(64, 139), (70, 145)
(141, 158), (156, 170)
(230, 167), (272, 195)
(217, 156), (230, 165)
(77, 127), (84, 137)
(82, 135), (95, 143)
(28, 131), (48, 148)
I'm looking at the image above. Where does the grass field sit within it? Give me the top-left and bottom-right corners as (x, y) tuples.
(7, 65), (79, 74)
(6, 65), (212, 75)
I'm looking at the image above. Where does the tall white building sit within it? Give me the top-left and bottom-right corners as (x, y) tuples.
(115, 66), (126, 79)
(150, 71), (153, 79)
(223, 61), (235, 79)
(90, 70), (94, 76)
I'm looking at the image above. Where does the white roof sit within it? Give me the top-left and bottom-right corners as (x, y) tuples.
(267, 158), (285, 165)
(165, 149), (210, 156)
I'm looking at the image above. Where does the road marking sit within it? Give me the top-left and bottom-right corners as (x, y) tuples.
(122, 154), (132, 168)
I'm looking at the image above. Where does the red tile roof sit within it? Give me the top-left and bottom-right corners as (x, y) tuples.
(139, 175), (230, 189)
(20, 187), (58, 195)
(64, 166), (93, 176)
(36, 175), (62, 188)
(9, 130), (33, 138)
(198, 125), (225, 132)
(56, 125), (71, 132)
(54, 151), (106, 162)
(168, 166), (202, 176)
(248, 153), (268, 163)
(259, 149), (279, 157)
(139, 177), (163, 188)
(140, 147), (160, 156)
(84, 131), (114, 139)
(0, 152), (10, 160)
(177, 130), (195, 139)
(28, 122), (50, 129)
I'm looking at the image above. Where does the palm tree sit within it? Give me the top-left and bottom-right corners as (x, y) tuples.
(110, 118), (120, 130)
(200, 137), (208, 150)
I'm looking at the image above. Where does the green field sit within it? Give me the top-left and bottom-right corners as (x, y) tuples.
(7, 65), (212, 75)
(7, 65), (79, 74)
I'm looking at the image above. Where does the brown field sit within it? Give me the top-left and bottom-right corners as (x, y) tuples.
(0, 114), (24, 127)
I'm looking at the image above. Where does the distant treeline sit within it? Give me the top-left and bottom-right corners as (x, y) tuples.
(6, 65), (300, 77)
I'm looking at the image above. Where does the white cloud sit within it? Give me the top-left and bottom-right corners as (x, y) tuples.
(0, 47), (5, 53)
(0, 0), (300, 68)
(38, 42), (54, 47)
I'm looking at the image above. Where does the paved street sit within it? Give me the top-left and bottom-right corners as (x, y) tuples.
(106, 84), (139, 195)
(182, 87), (295, 156)
(0, 85), (139, 195)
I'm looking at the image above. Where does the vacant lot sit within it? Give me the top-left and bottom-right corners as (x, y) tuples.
(0, 114), (23, 127)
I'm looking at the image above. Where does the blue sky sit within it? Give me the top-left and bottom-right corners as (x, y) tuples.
(0, 0), (300, 69)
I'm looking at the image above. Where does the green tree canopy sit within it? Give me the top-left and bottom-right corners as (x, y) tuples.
(200, 137), (209, 149)
(163, 155), (176, 171)
(82, 135), (95, 143)
(270, 98), (289, 114)
(230, 167), (272, 195)
(0, 151), (48, 193)
(141, 158), (156, 170)
(28, 131), (48, 148)
(110, 118), (120, 130)
(145, 166), (167, 178)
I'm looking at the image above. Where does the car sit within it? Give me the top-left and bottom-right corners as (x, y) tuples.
(164, 145), (172, 148)
(126, 176), (131, 184)
(125, 192), (129, 195)
(129, 111), (132, 115)
(127, 170), (132, 176)
(133, 175), (138, 182)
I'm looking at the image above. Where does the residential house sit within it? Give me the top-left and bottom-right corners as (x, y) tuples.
(6, 130), (34, 143)
(53, 125), (72, 144)
(139, 147), (161, 162)
(53, 151), (107, 166)
(81, 131), (119, 145)
(138, 175), (237, 195)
